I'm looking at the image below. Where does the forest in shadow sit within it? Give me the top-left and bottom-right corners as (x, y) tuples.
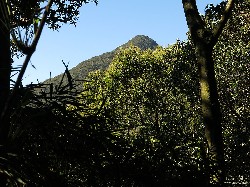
(0, 0), (249, 186)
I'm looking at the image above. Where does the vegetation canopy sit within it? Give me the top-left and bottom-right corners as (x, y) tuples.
(0, 0), (249, 186)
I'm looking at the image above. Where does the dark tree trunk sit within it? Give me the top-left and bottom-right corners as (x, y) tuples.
(182, 0), (235, 186)
(0, 2), (11, 186)
(196, 43), (224, 186)
(0, 1), (11, 146)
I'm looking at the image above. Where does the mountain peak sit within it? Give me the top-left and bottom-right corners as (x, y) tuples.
(43, 35), (159, 91)
(119, 35), (158, 50)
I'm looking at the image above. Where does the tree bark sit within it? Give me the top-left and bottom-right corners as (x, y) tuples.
(182, 0), (235, 186)
(196, 42), (224, 186)
(0, 1), (11, 145)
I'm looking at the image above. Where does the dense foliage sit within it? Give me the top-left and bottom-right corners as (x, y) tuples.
(213, 1), (250, 183)
(75, 42), (206, 186)
(72, 1), (249, 185)
(43, 35), (158, 92)
(2, 1), (249, 186)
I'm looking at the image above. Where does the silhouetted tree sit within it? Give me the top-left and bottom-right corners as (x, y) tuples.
(0, 0), (97, 185)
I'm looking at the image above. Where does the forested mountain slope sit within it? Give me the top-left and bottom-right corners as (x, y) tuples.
(42, 35), (158, 92)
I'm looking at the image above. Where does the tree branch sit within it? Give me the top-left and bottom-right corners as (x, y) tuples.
(182, 0), (206, 44)
(211, 0), (235, 46)
(0, 0), (54, 128)
(14, 0), (54, 91)
(182, 0), (204, 26)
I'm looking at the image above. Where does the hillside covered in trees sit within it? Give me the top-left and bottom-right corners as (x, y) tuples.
(0, 0), (249, 186)
(42, 35), (158, 92)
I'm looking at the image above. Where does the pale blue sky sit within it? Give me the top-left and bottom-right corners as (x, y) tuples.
(13, 0), (222, 85)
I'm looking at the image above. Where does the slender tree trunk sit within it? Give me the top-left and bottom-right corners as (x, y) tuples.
(182, 0), (235, 185)
(0, 1), (11, 145)
(196, 43), (224, 186)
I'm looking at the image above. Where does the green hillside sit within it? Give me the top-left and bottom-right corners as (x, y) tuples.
(43, 35), (158, 92)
